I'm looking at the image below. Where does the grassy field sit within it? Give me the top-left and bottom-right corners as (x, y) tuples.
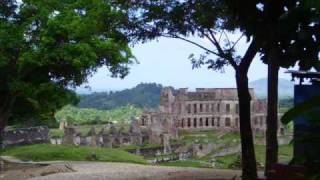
(160, 159), (210, 168)
(179, 130), (240, 146)
(0, 144), (147, 164)
(160, 130), (293, 169)
(159, 144), (293, 169)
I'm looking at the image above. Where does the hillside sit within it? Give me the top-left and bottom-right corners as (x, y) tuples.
(249, 78), (293, 98)
(77, 80), (294, 111)
(78, 83), (162, 110)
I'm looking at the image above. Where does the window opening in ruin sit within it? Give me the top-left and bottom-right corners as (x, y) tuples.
(226, 104), (230, 113)
(187, 104), (191, 114)
(212, 118), (215, 126)
(217, 117), (220, 126)
(260, 117), (263, 126)
(254, 117), (258, 125)
(225, 117), (231, 127)
(200, 118), (203, 126)
(235, 118), (239, 127)
(217, 103), (220, 112)
(141, 117), (146, 126)
(205, 117), (209, 126)
(200, 104), (203, 112)
(181, 118), (184, 128)
(280, 128), (285, 135)
(188, 118), (191, 127)
(194, 104), (197, 113)
(193, 118), (197, 127)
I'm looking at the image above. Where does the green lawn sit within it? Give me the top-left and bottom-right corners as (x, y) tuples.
(165, 130), (293, 169)
(179, 130), (241, 146)
(214, 144), (293, 169)
(159, 159), (210, 168)
(0, 144), (147, 164)
(215, 154), (240, 169)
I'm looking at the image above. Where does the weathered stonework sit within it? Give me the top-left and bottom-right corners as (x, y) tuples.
(88, 127), (98, 147)
(2, 126), (49, 148)
(141, 87), (284, 141)
(63, 127), (76, 145)
(129, 118), (143, 145)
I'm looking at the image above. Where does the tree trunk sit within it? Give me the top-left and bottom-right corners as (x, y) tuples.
(0, 107), (11, 148)
(0, 115), (8, 148)
(265, 54), (279, 176)
(236, 71), (257, 180)
(0, 87), (14, 148)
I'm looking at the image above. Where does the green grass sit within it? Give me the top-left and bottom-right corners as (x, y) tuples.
(255, 144), (293, 164)
(214, 144), (293, 169)
(219, 132), (240, 144)
(179, 130), (241, 146)
(120, 142), (163, 151)
(0, 144), (147, 164)
(215, 154), (239, 169)
(159, 159), (210, 168)
(179, 130), (220, 144)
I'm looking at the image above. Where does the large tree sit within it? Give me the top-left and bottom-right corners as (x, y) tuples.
(0, 0), (134, 145)
(225, 0), (320, 175)
(115, 1), (259, 178)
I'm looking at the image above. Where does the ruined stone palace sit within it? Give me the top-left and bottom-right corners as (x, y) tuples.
(140, 87), (278, 143)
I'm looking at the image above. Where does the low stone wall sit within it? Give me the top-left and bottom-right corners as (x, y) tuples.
(2, 126), (49, 148)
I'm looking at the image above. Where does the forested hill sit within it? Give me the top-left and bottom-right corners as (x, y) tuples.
(79, 81), (293, 110)
(78, 83), (163, 110)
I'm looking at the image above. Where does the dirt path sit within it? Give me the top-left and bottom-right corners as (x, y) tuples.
(36, 162), (242, 180)
(1, 161), (251, 180)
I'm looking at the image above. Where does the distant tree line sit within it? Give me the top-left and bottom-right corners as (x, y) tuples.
(55, 105), (142, 125)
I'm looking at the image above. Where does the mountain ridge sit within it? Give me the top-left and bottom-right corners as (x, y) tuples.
(249, 78), (293, 98)
(77, 79), (293, 110)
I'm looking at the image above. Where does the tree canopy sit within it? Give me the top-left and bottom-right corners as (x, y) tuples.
(0, 0), (134, 130)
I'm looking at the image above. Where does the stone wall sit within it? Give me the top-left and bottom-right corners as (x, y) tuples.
(2, 126), (49, 148)
(59, 120), (145, 148)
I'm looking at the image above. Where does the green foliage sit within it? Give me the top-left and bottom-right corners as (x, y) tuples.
(79, 83), (163, 110)
(225, 0), (320, 70)
(0, 144), (147, 164)
(49, 129), (64, 138)
(55, 105), (142, 125)
(281, 96), (320, 124)
(281, 95), (320, 173)
(0, 0), (134, 127)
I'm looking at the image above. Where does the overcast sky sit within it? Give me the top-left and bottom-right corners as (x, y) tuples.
(79, 37), (293, 92)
